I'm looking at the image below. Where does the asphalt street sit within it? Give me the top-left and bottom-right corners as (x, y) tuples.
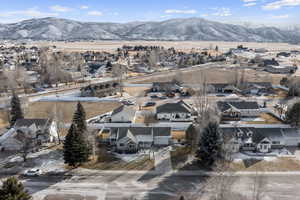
(13, 172), (300, 200)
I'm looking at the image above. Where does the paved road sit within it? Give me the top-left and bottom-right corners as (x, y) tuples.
(7, 172), (300, 200)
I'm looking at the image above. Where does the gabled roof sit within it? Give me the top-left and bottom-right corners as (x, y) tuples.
(111, 127), (171, 140)
(157, 101), (192, 113)
(14, 118), (51, 128)
(217, 101), (259, 112)
(111, 105), (135, 116)
(252, 128), (284, 143)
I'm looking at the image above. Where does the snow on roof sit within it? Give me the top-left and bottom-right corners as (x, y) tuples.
(0, 128), (16, 144)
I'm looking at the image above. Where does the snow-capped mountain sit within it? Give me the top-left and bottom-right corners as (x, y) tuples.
(0, 17), (299, 43)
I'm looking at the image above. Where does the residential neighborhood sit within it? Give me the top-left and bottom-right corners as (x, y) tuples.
(1, 3), (300, 198)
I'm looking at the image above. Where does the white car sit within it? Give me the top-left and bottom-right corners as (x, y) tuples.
(24, 168), (42, 176)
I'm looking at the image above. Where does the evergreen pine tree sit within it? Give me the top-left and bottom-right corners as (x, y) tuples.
(10, 93), (24, 127)
(63, 124), (90, 166)
(196, 122), (223, 167)
(72, 102), (87, 133)
(179, 196), (185, 200)
(0, 176), (31, 200)
(286, 101), (300, 127)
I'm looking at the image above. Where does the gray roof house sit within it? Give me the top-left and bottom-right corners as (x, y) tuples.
(156, 100), (194, 121)
(221, 127), (300, 153)
(217, 100), (261, 120)
(0, 118), (58, 151)
(109, 127), (171, 153)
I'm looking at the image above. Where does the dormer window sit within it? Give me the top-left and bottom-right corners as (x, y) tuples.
(247, 131), (253, 137)
(237, 131), (243, 138)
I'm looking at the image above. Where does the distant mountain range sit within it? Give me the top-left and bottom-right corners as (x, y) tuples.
(0, 17), (299, 43)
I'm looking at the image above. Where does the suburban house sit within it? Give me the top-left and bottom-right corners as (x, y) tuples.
(242, 82), (274, 95)
(110, 105), (136, 123)
(107, 127), (171, 153)
(264, 65), (297, 74)
(152, 82), (181, 92)
(207, 83), (241, 94)
(221, 127), (300, 153)
(156, 100), (194, 122)
(217, 100), (261, 120)
(0, 118), (58, 151)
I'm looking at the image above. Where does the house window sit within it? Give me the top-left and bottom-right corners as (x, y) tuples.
(119, 143), (124, 147)
(272, 141), (280, 145)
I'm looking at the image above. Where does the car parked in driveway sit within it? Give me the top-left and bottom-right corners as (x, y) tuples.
(143, 102), (156, 107)
(24, 168), (42, 176)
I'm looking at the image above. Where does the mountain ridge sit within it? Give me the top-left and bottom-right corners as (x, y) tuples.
(0, 17), (299, 43)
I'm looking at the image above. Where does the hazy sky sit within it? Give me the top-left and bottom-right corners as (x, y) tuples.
(0, 0), (299, 26)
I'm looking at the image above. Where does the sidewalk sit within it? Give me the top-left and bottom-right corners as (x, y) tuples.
(66, 166), (300, 177)
(153, 147), (172, 173)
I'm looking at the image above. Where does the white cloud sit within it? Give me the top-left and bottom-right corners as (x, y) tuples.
(50, 5), (73, 12)
(80, 5), (89, 10)
(201, 14), (209, 17)
(213, 8), (232, 17)
(271, 14), (289, 18)
(0, 7), (58, 18)
(263, 0), (300, 10)
(87, 11), (103, 16)
(244, 2), (257, 6)
(242, 0), (256, 2)
(160, 15), (172, 18)
(165, 9), (197, 14)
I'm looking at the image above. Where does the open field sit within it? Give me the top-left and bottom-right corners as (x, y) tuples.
(131, 67), (285, 85)
(26, 101), (121, 123)
(0, 101), (121, 127)
(29, 40), (300, 52)
(0, 110), (9, 129)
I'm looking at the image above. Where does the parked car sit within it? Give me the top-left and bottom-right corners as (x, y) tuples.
(143, 102), (156, 107)
(159, 96), (167, 100)
(150, 95), (159, 99)
(121, 100), (135, 105)
(24, 168), (42, 176)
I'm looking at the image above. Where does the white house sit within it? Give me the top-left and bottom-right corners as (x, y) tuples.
(221, 127), (300, 154)
(108, 127), (171, 153)
(0, 118), (58, 151)
(217, 100), (261, 120)
(156, 100), (193, 122)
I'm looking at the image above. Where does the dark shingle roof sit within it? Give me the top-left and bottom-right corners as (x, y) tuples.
(14, 118), (50, 128)
(157, 101), (191, 113)
(217, 101), (259, 112)
(110, 127), (171, 140)
(252, 128), (284, 143)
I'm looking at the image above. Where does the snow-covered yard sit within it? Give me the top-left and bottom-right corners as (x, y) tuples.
(0, 148), (65, 174)
(232, 148), (293, 163)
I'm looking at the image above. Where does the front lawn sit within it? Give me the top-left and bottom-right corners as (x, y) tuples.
(82, 154), (154, 171)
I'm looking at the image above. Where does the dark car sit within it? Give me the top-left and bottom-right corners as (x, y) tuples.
(150, 95), (159, 99)
(143, 102), (156, 107)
